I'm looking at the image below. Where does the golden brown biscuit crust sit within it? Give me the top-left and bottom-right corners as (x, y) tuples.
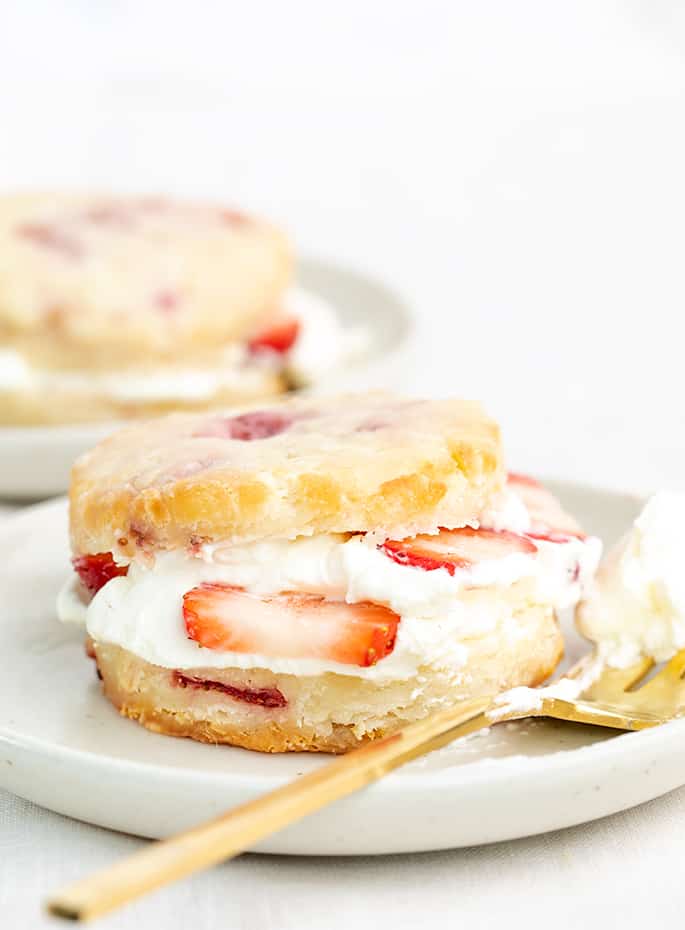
(0, 192), (291, 368)
(69, 393), (504, 554)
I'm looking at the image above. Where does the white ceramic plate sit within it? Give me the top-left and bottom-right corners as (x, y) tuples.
(2, 481), (685, 854)
(0, 259), (413, 500)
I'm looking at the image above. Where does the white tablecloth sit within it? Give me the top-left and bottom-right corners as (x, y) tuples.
(4, 778), (685, 928)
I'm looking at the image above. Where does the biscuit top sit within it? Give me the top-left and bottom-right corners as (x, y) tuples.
(69, 392), (504, 555)
(0, 192), (291, 368)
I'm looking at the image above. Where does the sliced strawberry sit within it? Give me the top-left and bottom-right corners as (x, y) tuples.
(221, 208), (248, 226)
(507, 472), (543, 489)
(193, 409), (294, 441)
(183, 584), (399, 668)
(171, 670), (287, 708)
(381, 527), (537, 575)
(15, 223), (83, 259)
(72, 552), (128, 594)
(153, 288), (180, 314)
(227, 411), (292, 440)
(248, 316), (300, 354)
(507, 473), (584, 539)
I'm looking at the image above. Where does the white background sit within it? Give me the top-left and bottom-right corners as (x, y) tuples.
(2, 1), (684, 491)
(1, 2), (685, 926)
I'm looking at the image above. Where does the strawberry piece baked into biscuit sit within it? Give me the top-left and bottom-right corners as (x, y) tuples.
(0, 192), (342, 425)
(58, 392), (602, 753)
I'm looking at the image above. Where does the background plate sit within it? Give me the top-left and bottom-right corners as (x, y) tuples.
(0, 259), (412, 500)
(2, 482), (684, 855)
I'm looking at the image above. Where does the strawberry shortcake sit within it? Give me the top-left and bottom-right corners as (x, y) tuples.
(0, 192), (346, 425)
(57, 392), (601, 752)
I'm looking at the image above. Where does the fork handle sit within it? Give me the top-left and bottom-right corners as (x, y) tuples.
(47, 696), (493, 922)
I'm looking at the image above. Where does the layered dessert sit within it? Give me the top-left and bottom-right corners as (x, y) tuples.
(58, 392), (601, 752)
(0, 192), (349, 425)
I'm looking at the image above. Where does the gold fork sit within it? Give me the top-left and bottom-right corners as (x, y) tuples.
(491, 650), (685, 730)
(47, 649), (685, 923)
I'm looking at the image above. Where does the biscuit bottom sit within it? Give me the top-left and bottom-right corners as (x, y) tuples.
(92, 605), (563, 753)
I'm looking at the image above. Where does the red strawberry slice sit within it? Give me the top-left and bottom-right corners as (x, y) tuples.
(221, 209), (248, 226)
(381, 527), (537, 575)
(507, 473), (584, 540)
(183, 584), (399, 668)
(507, 472), (542, 489)
(193, 409), (294, 440)
(72, 552), (128, 594)
(153, 288), (180, 314)
(248, 317), (300, 354)
(526, 530), (583, 544)
(15, 222), (83, 260)
(84, 203), (138, 228)
(171, 671), (287, 708)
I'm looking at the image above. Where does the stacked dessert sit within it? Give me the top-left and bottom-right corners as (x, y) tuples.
(0, 192), (341, 425)
(58, 392), (601, 752)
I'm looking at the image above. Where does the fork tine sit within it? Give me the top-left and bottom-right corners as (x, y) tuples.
(658, 649), (685, 680)
(588, 655), (654, 698)
(636, 649), (685, 692)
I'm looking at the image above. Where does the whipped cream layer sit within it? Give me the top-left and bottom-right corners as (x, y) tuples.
(0, 286), (358, 402)
(580, 491), (685, 665)
(59, 495), (601, 681)
(284, 286), (366, 384)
